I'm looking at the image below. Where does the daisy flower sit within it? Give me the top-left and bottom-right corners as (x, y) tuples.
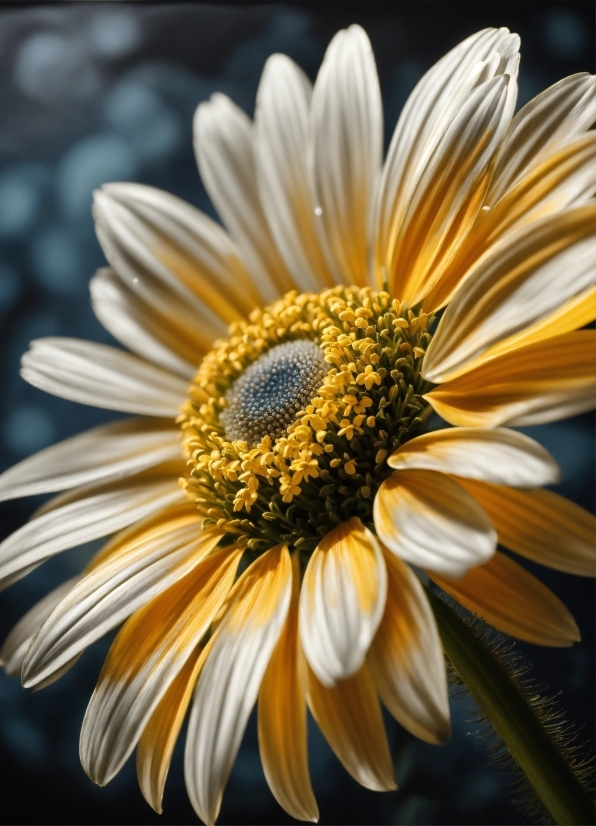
(1, 25), (595, 825)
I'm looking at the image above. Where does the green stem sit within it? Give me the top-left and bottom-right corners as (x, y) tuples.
(426, 588), (595, 826)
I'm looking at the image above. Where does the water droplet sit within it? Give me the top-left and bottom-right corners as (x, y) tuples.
(314, 206), (323, 216)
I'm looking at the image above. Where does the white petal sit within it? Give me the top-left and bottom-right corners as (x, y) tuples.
(0, 418), (181, 503)
(193, 94), (295, 302)
(387, 427), (560, 488)
(90, 268), (196, 378)
(22, 510), (221, 689)
(424, 329), (596, 428)
(310, 24), (383, 287)
(21, 338), (188, 417)
(0, 472), (185, 589)
(487, 73), (596, 206)
(374, 470), (496, 578)
(389, 73), (514, 303)
(375, 27), (519, 281)
(299, 517), (387, 687)
(254, 53), (333, 293)
(423, 134), (596, 312)
(423, 204), (596, 383)
(94, 183), (260, 328)
(79, 546), (241, 786)
(0, 576), (80, 675)
(367, 549), (450, 744)
(185, 546), (292, 826)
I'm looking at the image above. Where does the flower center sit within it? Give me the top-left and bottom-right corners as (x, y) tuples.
(220, 341), (328, 446)
(179, 286), (434, 556)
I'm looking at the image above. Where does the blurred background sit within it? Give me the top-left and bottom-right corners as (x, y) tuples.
(0, 2), (593, 824)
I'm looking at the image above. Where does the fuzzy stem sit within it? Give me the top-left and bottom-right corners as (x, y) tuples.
(426, 588), (595, 825)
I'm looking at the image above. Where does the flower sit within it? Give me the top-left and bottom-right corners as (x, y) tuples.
(1, 24), (595, 826)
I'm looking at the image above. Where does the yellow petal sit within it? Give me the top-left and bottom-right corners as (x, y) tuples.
(307, 661), (396, 792)
(184, 545), (293, 826)
(79, 546), (242, 786)
(390, 75), (512, 304)
(299, 517), (387, 686)
(137, 645), (205, 813)
(429, 551), (580, 646)
(258, 554), (318, 822)
(486, 73), (596, 206)
(422, 203), (596, 384)
(477, 284), (596, 362)
(424, 134), (596, 312)
(455, 478), (595, 577)
(387, 426), (559, 488)
(373, 469), (496, 578)
(367, 548), (450, 744)
(425, 330), (596, 427)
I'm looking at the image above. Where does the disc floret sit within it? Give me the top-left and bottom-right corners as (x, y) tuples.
(179, 287), (434, 556)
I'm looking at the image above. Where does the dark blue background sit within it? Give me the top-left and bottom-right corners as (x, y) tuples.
(0, 3), (593, 824)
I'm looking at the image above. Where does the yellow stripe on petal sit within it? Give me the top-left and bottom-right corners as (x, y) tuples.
(456, 478), (596, 577)
(424, 134), (596, 312)
(425, 330), (596, 427)
(79, 546), (242, 786)
(429, 551), (580, 646)
(137, 645), (205, 813)
(184, 545), (292, 826)
(390, 76), (511, 305)
(373, 470), (496, 578)
(367, 548), (450, 744)
(299, 517), (387, 687)
(258, 554), (318, 823)
(477, 284), (596, 363)
(422, 204), (596, 384)
(307, 661), (396, 792)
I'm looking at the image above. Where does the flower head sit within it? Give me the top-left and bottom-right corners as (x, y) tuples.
(0, 24), (594, 825)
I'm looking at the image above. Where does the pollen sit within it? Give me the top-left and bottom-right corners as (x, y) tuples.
(179, 286), (434, 557)
(220, 341), (328, 446)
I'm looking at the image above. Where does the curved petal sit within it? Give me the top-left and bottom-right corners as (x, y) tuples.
(0, 418), (181, 503)
(306, 661), (396, 792)
(22, 509), (221, 689)
(193, 94), (295, 302)
(254, 54), (333, 293)
(486, 73), (596, 207)
(299, 517), (387, 687)
(310, 25), (383, 287)
(367, 548), (450, 744)
(390, 73), (514, 304)
(90, 268), (197, 378)
(422, 204), (596, 383)
(0, 470), (185, 591)
(429, 551), (580, 646)
(258, 553), (318, 823)
(425, 133), (596, 312)
(470, 283), (596, 361)
(375, 27), (519, 286)
(0, 576), (80, 676)
(456, 479), (595, 577)
(184, 545), (292, 826)
(79, 546), (241, 787)
(425, 330), (596, 427)
(137, 645), (204, 814)
(387, 427), (560, 488)
(94, 183), (258, 326)
(21, 338), (188, 418)
(374, 469), (496, 578)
